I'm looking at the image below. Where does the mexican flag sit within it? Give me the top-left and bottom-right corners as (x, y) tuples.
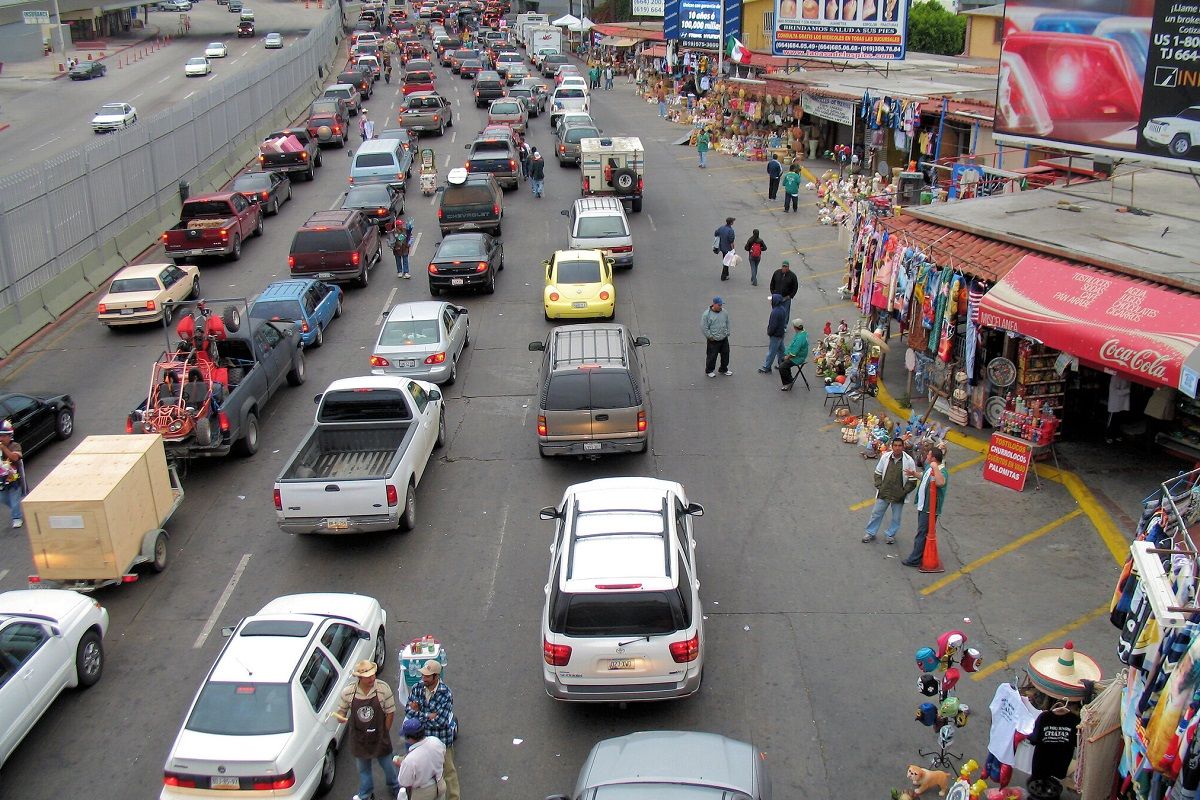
(726, 35), (752, 65)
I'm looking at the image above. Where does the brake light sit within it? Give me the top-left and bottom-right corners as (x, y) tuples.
(637, 410), (647, 432)
(537, 414), (546, 436)
(333, 125), (342, 135)
(260, 191), (269, 200)
(559, 144), (566, 154)
(98, 303), (108, 314)
(273, 488), (282, 510)
(433, 114), (440, 122)
(163, 774), (198, 789)
(386, 484), (399, 506)
(397, 171), (405, 181)
(465, 160), (471, 170)
(475, 261), (488, 272)
(300, 151), (308, 161)
(548, 291), (560, 301)
(301, 320), (310, 333)
(669, 632), (700, 663)
(124, 416), (134, 434)
(251, 772), (296, 791)
(378, 207), (388, 216)
(492, 203), (499, 215)
(288, 255), (295, 269)
(509, 159), (516, 170)
(146, 300), (157, 311)
(27, 575), (40, 584)
(424, 352), (446, 364)
(219, 228), (228, 238)
(258, 154), (265, 164)
(351, 251), (361, 265)
(596, 583), (642, 589)
(370, 355), (391, 367)
(610, 245), (633, 253)
(437, 208), (444, 219)
(543, 638), (572, 666)
(218, 411), (230, 432)
(161, 232), (169, 243)
(583, 176), (590, 192)
(348, 177), (355, 184)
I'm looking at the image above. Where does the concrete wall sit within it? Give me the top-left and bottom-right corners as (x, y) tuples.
(0, 22), (48, 62)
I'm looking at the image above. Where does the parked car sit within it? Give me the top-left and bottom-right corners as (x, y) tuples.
(264, 31), (283, 47)
(91, 102), (137, 133)
(370, 301), (470, 385)
(288, 210), (382, 287)
(0, 392), (75, 456)
(68, 60), (106, 80)
(97, 262), (200, 327)
(160, 594), (385, 797)
(250, 279), (343, 349)
(487, 98), (527, 133)
(184, 57), (211, 77)
(236, 20), (255, 36)
(0, 590), (108, 768)
(162, 193), (263, 263)
(341, 184), (404, 231)
(538, 478), (701, 697)
(397, 91), (453, 135)
(542, 249), (615, 320)
(231, 169), (291, 216)
(427, 232), (503, 295)
(204, 41), (228, 58)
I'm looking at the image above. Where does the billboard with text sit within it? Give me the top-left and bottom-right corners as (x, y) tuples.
(771, 0), (908, 59)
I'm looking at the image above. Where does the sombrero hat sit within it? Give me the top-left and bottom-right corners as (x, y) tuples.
(1027, 640), (1101, 700)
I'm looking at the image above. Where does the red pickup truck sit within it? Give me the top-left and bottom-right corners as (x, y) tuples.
(162, 193), (264, 263)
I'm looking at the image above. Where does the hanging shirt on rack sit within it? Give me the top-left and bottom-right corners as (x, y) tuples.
(988, 683), (1040, 765)
(1029, 709), (1080, 780)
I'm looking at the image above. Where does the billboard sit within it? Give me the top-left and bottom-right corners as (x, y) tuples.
(632, 0), (665, 15)
(770, 0), (908, 59)
(664, 0), (740, 48)
(994, 0), (1200, 168)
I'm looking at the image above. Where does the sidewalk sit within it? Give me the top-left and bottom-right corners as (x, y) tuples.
(0, 25), (163, 83)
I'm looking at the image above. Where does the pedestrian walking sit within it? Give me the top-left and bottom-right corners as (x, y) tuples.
(390, 226), (411, 278)
(778, 319), (810, 390)
(744, 229), (767, 286)
(713, 216), (735, 281)
(332, 660), (401, 800)
(393, 719), (446, 800)
(782, 164), (802, 212)
(701, 297), (732, 378)
(657, 85), (668, 117)
(903, 446), (948, 567)
(862, 438), (919, 545)
(529, 149), (545, 197)
(604, 65), (614, 90)
(0, 420), (24, 529)
(518, 139), (531, 178)
(589, 64), (600, 89)
(696, 129), (710, 168)
(405, 660), (460, 800)
(769, 260), (799, 319)
(359, 111), (368, 141)
(758, 293), (788, 374)
(766, 153), (783, 200)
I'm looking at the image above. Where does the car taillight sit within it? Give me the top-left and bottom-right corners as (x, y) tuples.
(334, 125), (342, 135)
(669, 632), (700, 663)
(124, 416), (134, 434)
(424, 352), (446, 364)
(370, 355), (391, 367)
(218, 411), (230, 432)
(273, 488), (282, 510)
(537, 414), (546, 436)
(146, 300), (156, 311)
(610, 245), (633, 253)
(543, 638), (572, 666)
(300, 151), (308, 161)
(637, 409), (647, 432)
(386, 484), (398, 506)
(378, 207), (388, 216)
(288, 255), (296, 269)
(98, 303), (108, 314)
(161, 232), (169, 243)
(351, 252), (361, 265)
(258, 154), (265, 164)
(348, 177), (355, 185)
(509, 159), (516, 170)
(251, 772), (296, 791)
(583, 176), (590, 192)
(437, 208), (444, 219)
(473, 261), (488, 273)
(548, 291), (560, 301)
(559, 144), (566, 154)
(598, 291), (609, 301)
(219, 228), (228, 238)
(474, 90), (480, 96)
(163, 773), (198, 789)
(260, 191), (269, 200)
(637, 177), (644, 192)
(492, 203), (499, 215)
(301, 320), (310, 333)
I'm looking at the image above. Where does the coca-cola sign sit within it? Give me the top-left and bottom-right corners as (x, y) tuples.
(1099, 338), (1172, 381)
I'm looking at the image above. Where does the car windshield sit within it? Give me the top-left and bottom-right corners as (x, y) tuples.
(408, 96), (442, 109)
(491, 102), (521, 114)
(109, 277), (160, 293)
(379, 319), (440, 345)
(576, 215), (626, 237)
(325, 88), (351, 98)
(185, 682), (292, 736)
(565, 127), (600, 144)
(187, 58), (207, 65)
(554, 260), (601, 284)
(556, 88), (585, 99)
(345, 186), (393, 206)
(435, 238), (483, 259)
(97, 104), (126, 115)
(233, 174), (270, 191)
(560, 591), (677, 636)
(404, 71), (433, 83)
(251, 300), (303, 320)
(207, 42), (222, 48)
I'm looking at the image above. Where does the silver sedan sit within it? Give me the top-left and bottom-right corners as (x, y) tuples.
(370, 301), (470, 385)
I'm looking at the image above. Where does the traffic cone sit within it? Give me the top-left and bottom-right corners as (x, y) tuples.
(919, 481), (945, 573)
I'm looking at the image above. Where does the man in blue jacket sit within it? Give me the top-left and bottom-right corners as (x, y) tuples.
(759, 294), (788, 374)
(766, 154), (783, 200)
(713, 216), (736, 281)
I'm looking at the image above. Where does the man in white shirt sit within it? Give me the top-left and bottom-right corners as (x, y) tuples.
(862, 437), (918, 545)
(394, 718), (446, 800)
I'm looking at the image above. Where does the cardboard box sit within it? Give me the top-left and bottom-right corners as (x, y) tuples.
(71, 435), (175, 523)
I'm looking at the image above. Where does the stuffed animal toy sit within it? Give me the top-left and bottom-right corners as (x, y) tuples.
(906, 765), (952, 797)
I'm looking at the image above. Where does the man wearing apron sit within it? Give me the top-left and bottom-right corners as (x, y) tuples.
(333, 660), (400, 800)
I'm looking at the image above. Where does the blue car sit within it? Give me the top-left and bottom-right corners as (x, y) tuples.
(249, 279), (343, 348)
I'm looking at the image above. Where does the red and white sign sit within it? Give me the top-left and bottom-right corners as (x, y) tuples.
(978, 255), (1200, 392)
(983, 433), (1033, 492)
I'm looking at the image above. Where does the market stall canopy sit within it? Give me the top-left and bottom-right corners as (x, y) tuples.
(551, 13), (580, 26)
(978, 254), (1200, 397)
(574, 16), (595, 31)
(597, 35), (638, 47)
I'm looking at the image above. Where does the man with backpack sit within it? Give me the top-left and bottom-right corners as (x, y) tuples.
(744, 229), (767, 286)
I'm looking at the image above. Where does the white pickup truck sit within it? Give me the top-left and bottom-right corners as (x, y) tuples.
(273, 376), (445, 534)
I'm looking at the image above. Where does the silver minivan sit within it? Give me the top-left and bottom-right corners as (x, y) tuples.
(349, 138), (411, 191)
(562, 197), (634, 269)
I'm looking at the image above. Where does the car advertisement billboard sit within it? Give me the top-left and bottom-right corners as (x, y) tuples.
(770, 0), (908, 59)
(994, 0), (1200, 168)
(664, 0), (741, 49)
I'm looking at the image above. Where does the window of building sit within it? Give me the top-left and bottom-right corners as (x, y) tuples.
(993, 19), (1003, 43)
(763, 10), (774, 35)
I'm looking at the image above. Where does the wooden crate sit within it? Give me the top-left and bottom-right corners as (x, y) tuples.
(23, 436), (174, 582)
(70, 435), (175, 523)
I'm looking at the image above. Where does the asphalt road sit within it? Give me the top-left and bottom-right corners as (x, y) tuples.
(0, 0), (327, 175)
(0, 20), (1124, 800)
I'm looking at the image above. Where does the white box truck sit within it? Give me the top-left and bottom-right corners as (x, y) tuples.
(529, 25), (563, 67)
(515, 12), (548, 45)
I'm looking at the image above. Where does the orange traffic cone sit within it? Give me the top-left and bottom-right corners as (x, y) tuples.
(919, 483), (944, 573)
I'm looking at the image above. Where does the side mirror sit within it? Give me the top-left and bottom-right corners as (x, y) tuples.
(221, 625), (237, 638)
(559, 209), (568, 216)
(456, 306), (469, 314)
(685, 502), (705, 517)
(538, 506), (560, 520)
(634, 336), (651, 347)
(313, 393), (324, 404)
(428, 389), (442, 402)
(464, 144), (471, 149)
(358, 628), (372, 640)
(528, 341), (545, 351)
(347, 149), (354, 157)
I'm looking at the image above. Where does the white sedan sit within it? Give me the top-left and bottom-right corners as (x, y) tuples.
(264, 32), (283, 48)
(91, 102), (137, 133)
(184, 56), (211, 77)
(204, 41), (228, 58)
(0, 590), (108, 768)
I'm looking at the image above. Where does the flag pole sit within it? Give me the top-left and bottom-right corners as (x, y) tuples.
(717, 0), (724, 76)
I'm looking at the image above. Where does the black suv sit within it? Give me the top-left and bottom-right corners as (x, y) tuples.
(288, 210), (382, 287)
(436, 170), (503, 236)
(472, 70), (507, 107)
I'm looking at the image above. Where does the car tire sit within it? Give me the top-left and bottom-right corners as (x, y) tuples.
(228, 235), (242, 261)
(1170, 134), (1192, 156)
(222, 305), (242, 333)
(311, 326), (324, 348)
(285, 184), (292, 203)
(268, 198), (279, 215)
(358, 264), (370, 288)
(234, 412), (259, 456)
(150, 531), (168, 573)
(254, 213), (264, 237)
(315, 152), (324, 168)
(54, 407), (74, 440)
(612, 168), (636, 193)
(398, 482), (416, 531)
(316, 745), (337, 797)
(163, 303), (174, 325)
(75, 630), (104, 688)
(484, 270), (495, 294)
(373, 626), (387, 669)
(306, 166), (315, 182)
(439, 121), (445, 136)
(429, 283), (440, 296)
(334, 296), (343, 318)
(435, 407), (446, 448)
(631, 197), (643, 213)
(287, 352), (307, 386)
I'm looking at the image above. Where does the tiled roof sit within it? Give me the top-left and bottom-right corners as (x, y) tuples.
(880, 215), (1069, 283)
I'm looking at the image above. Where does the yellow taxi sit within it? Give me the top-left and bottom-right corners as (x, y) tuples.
(542, 249), (615, 320)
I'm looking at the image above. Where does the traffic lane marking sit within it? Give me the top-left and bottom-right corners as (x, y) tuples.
(812, 301), (856, 312)
(920, 508), (1085, 595)
(193, 553), (252, 649)
(30, 137), (61, 152)
(377, 287), (397, 325)
(849, 454), (985, 511)
(969, 603), (1109, 681)
(800, 268), (845, 279)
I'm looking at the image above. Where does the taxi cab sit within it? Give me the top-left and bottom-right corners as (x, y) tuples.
(542, 249), (615, 321)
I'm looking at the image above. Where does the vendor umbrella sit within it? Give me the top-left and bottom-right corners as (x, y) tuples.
(551, 13), (580, 26)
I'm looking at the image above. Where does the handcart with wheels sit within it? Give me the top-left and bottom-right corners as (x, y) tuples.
(419, 147), (438, 196)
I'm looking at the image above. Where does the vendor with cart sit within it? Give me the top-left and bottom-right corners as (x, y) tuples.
(419, 148), (438, 195)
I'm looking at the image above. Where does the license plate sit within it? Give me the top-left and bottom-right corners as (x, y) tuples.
(120, 308), (135, 315)
(451, 278), (465, 285)
(607, 658), (635, 670)
(326, 518), (349, 531)
(401, 359), (418, 368)
(572, 301), (587, 309)
(210, 777), (241, 789)
(317, 272), (333, 279)
(583, 442), (601, 451)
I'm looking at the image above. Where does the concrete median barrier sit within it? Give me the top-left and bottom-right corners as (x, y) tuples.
(41, 263), (93, 319)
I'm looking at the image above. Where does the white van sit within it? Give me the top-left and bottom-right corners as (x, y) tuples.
(562, 197), (634, 269)
(349, 138), (411, 191)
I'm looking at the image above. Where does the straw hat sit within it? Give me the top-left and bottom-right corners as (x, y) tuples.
(352, 660), (378, 678)
(1026, 640), (1101, 700)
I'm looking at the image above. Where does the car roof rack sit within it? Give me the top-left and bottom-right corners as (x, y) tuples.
(564, 497), (672, 581)
(550, 325), (626, 369)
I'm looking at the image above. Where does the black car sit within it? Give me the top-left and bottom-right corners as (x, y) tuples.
(459, 58), (482, 79)
(0, 392), (75, 458)
(472, 70), (506, 107)
(232, 170), (292, 215)
(427, 232), (503, 294)
(340, 184), (404, 230)
(336, 70), (373, 99)
(69, 60), (106, 80)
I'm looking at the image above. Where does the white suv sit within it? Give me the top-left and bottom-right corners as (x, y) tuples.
(1143, 106), (1200, 156)
(539, 478), (705, 702)
(161, 594), (387, 800)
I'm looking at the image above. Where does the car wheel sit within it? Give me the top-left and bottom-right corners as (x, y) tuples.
(306, 166), (315, 181)
(285, 184), (292, 203)
(254, 213), (264, 237)
(373, 626), (387, 669)
(268, 198), (278, 215)
(315, 152), (324, 168)
(439, 121), (445, 136)
(163, 303), (174, 325)
(75, 630), (104, 688)
(287, 352), (307, 386)
(334, 296), (343, 318)
(1170, 134), (1192, 156)
(484, 269), (495, 294)
(444, 358), (457, 385)
(398, 482), (416, 531)
(631, 197), (643, 213)
(316, 745), (337, 797)
(429, 283), (440, 296)
(358, 264), (370, 288)
(228, 235), (242, 261)
(54, 407), (74, 440)
(313, 326), (324, 348)
(234, 412), (259, 456)
(435, 407), (446, 448)
(150, 531), (168, 573)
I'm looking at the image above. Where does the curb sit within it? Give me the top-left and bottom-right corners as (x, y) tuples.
(50, 25), (163, 80)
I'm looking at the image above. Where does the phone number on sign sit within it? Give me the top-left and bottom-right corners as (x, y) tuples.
(1159, 47), (1200, 60)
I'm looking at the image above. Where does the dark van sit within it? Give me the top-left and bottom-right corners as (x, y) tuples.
(288, 210), (382, 288)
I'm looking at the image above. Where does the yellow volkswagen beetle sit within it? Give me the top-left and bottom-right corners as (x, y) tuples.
(543, 249), (615, 320)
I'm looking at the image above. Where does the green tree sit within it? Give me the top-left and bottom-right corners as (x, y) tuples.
(906, 0), (966, 55)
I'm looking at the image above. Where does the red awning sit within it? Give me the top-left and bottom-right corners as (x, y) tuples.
(978, 254), (1200, 392)
(641, 43), (667, 58)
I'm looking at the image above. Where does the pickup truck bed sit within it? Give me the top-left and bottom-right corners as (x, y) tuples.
(283, 424), (411, 480)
